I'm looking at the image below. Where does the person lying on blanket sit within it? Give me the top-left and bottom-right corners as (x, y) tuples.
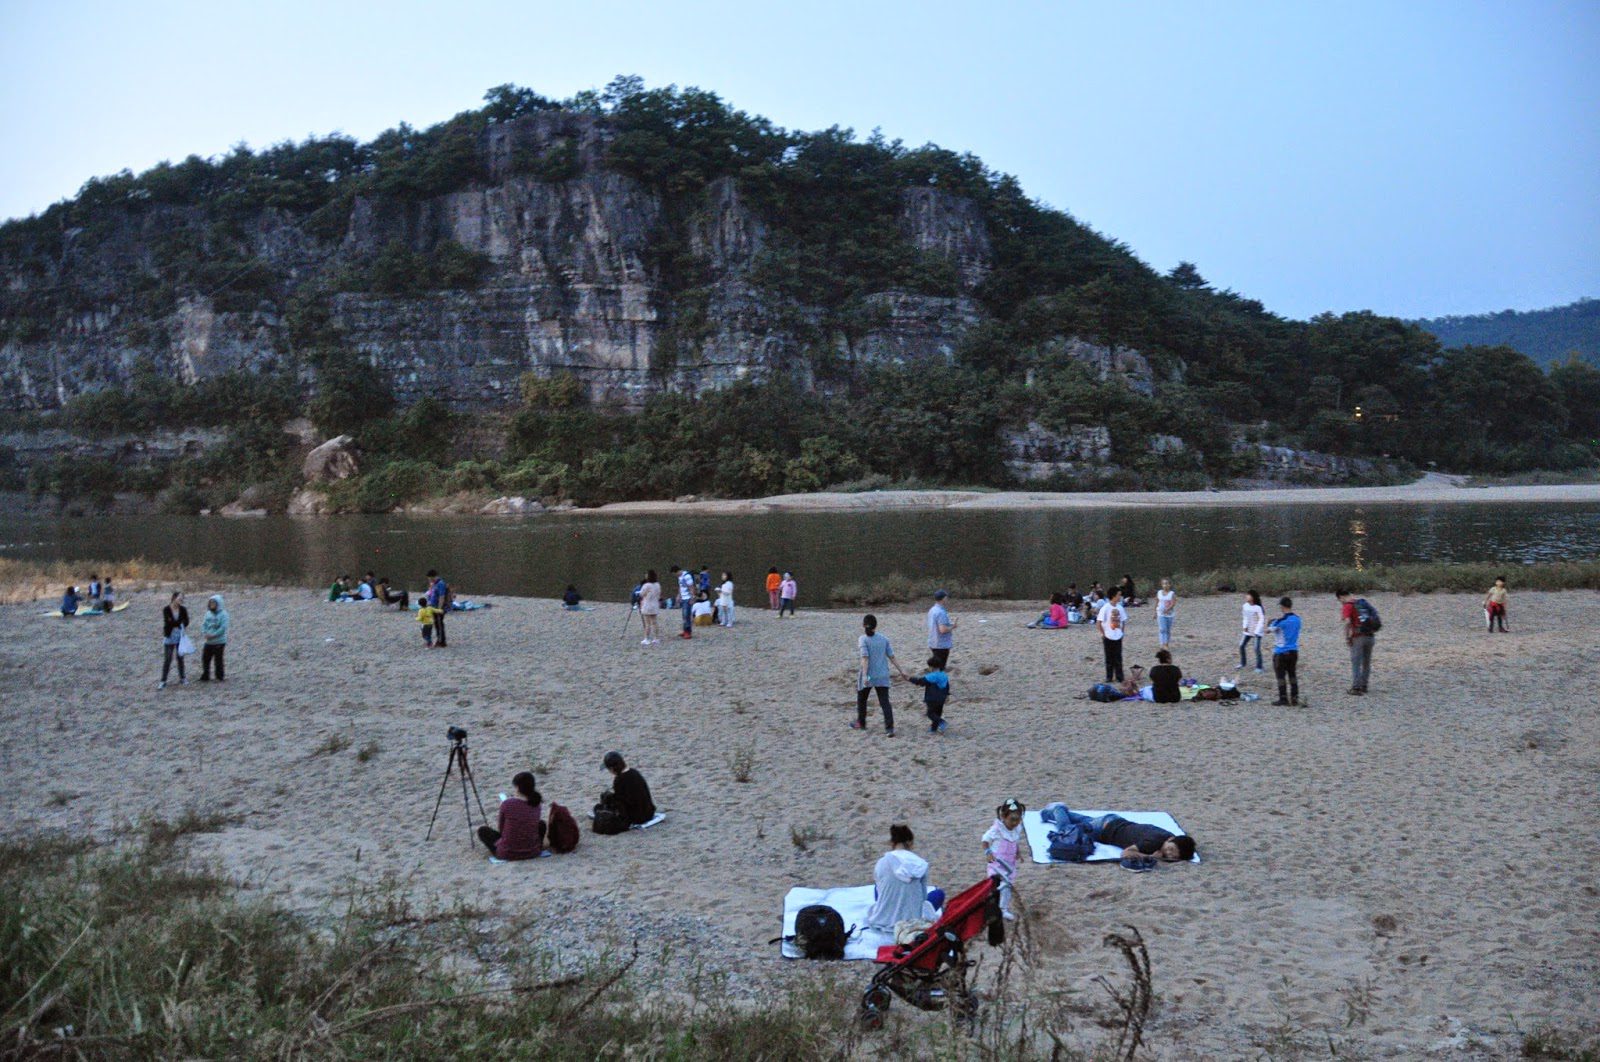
(1046, 805), (1197, 862)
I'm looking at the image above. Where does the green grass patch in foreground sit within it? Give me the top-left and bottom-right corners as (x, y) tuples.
(0, 833), (875, 1060)
(1161, 560), (1600, 596)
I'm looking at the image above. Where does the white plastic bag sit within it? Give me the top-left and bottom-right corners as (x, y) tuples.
(177, 633), (195, 657)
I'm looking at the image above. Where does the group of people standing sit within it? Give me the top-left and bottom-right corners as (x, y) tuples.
(629, 565), (797, 644)
(158, 590), (229, 688)
(850, 590), (957, 738)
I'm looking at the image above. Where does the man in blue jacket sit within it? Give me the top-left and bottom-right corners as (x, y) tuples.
(1267, 596), (1302, 706)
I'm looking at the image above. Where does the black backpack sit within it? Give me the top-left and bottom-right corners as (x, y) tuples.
(792, 904), (848, 959)
(1354, 598), (1383, 635)
(592, 802), (629, 835)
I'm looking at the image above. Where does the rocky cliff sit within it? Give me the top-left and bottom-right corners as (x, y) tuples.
(0, 108), (1154, 412)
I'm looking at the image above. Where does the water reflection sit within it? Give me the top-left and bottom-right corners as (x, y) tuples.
(1, 502), (1597, 602)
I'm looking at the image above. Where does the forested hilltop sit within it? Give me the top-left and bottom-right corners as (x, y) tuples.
(3, 78), (1597, 513)
(1414, 298), (1599, 368)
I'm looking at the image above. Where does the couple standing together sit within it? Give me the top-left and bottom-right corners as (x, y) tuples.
(854, 590), (956, 736)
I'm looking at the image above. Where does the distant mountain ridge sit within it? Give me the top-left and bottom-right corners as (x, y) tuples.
(1413, 298), (1599, 366)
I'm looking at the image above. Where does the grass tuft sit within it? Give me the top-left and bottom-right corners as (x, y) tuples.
(827, 573), (1007, 605)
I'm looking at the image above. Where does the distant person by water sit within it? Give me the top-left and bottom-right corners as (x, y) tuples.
(1484, 576), (1510, 632)
(927, 589), (955, 668)
(638, 569), (662, 645)
(1337, 589), (1377, 695)
(160, 591), (190, 689)
(677, 566), (695, 636)
(1238, 590), (1265, 673)
(199, 594), (228, 682)
(778, 572), (797, 617)
(1155, 578), (1176, 647)
(426, 570), (450, 647)
(1267, 596), (1301, 706)
(717, 572), (735, 627)
(766, 566), (782, 610)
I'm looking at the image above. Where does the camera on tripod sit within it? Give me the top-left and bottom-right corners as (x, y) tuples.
(427, 724), (486, 843)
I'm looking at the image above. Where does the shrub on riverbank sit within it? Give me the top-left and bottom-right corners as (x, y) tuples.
(828, 573), (1008, 605)
(1161, 561), (1600, 597)
(0, 557), (235, 605)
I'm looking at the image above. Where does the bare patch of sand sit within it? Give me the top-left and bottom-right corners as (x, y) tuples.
(3, 588), (1596, 1055)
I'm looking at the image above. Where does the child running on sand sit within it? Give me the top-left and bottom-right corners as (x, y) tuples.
(982, 799), (1025, 920)
(1484, 576), (1510, 632)
(417, 600), (439, 646)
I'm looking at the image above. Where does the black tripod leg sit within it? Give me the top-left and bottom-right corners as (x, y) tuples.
(425, 745), (456, 841)
(461, 748), (488, 822)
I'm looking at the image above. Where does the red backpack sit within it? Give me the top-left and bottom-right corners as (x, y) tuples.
(546, 803), (580, 853)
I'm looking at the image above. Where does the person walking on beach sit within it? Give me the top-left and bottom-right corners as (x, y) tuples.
(1267, 596), (1301, 706)
(1098, 587), (1126, 683)
(1336, 589), (1377, 695)
(199, 594), (229, 682)
(426, 570), (450, 647)
(1239, 590), (1265, 673)
(1155, 578), (1176, 647)
(853, 614), (910, 736)
(638, 570), (662, 645)
(717, 571), (735, 627)
(766, 566), (782, 610)
(778, 572), (797, 617)
(160, 591), (190, 689)
(927, 590), (956, 668)
(1484, 576), (1510, 633)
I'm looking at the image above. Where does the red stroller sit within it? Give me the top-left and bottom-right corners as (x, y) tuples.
(859, 875), (1005, 1029)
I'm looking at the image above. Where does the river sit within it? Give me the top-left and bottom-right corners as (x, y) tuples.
(3, 501), (1598, 602)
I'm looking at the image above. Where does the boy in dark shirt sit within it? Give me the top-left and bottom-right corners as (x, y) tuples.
(603, 751), (656, 825)
(908, 656), (951, 733)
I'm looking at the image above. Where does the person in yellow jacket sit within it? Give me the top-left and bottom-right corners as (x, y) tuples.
(417, 601), (439, 646)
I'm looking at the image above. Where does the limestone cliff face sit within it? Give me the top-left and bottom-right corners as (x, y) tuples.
(0, 111), (1146, 412)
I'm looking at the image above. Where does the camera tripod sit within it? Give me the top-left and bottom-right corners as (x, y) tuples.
(425, 734), (489, 843)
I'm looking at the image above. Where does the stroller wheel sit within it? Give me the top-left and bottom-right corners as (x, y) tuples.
(862, 985), (892, 1013)
(859, 1005), (885, 1031)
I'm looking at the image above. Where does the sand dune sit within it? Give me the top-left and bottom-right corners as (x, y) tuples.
(3, 587), (1596, 1055)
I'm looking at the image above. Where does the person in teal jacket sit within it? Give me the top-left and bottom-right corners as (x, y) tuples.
(200, 594), (230, 682)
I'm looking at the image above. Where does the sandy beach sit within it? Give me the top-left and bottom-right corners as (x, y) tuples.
(4, 587), (1597, 1056)
(582, 474), (1600, 517)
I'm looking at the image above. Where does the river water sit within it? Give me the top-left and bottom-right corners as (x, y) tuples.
(3, 501), (1597, 602)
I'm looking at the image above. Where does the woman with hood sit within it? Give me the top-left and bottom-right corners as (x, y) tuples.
(864, 824), (932, 931)
(200, 594), (229, 682)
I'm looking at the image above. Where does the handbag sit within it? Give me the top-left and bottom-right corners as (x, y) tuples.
(177, 632), (195, 657)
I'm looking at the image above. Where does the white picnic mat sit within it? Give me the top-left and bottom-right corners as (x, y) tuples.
(1023, 809), (1200, 864)
(778, 885), (900, 960)
(632, 812), (666, 830)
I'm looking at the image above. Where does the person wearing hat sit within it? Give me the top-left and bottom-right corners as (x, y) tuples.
(927, 589), (956, 668)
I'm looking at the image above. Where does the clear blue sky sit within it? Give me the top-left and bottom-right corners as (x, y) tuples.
(1, 1), (1595, 320)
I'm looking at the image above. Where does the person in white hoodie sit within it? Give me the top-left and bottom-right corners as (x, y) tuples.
(865, 824), (931, 931)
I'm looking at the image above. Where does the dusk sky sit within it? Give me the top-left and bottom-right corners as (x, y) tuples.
(1, 1), (1594, 321)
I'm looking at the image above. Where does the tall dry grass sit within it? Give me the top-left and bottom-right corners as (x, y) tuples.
(0, 557), (253, 605)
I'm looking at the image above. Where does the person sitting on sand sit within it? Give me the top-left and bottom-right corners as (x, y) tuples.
(60, 585), (81, 616)
(352, 574), (375, 601)
(375, 577), (408, 610)
(87, 575), (102, 605)
(1119, 574), (1140, 607)
(691, 590), (714, 627)
(478, 771), (545, 859)
(865, 824), (931, 931)
(1047, 807), (1196, 863)
(1149, 649), (1182, 703)
(1028, 593), (1069, 629)
(101, 578), (117, 611)
(562, 585), (583, 610)
(602, 751), (656, 825)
